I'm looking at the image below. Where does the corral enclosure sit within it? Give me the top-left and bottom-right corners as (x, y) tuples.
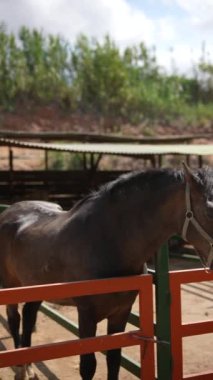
(0, 131), (213, 379)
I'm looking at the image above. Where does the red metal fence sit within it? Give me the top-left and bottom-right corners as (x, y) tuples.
(0, 269), (213, 379)
(170, 269), (213, 380)
(0, 274), (155, 379)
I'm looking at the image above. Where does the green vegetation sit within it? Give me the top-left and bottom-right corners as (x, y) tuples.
(48, 151), (83, 170)
(0, 23), (213, 126)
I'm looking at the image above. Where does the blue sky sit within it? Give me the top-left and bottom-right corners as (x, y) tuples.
(0, 0), (213, 73)
(130, 0), (184, 18)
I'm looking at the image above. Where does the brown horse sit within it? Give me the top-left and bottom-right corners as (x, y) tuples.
(0, 163), (213, 380)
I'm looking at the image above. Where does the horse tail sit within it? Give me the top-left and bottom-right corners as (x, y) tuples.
(0, 205), (9, 287)
(143, 262), (148, 274)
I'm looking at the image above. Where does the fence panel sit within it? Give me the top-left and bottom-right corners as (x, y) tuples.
(0, 274), (155, 379)
(170, 269), (213, 380)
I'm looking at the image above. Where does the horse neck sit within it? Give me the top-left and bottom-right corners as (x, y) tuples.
(111, 178), (186, 265)
(152, 182), (186, 244)
(144, 183), (185, 251)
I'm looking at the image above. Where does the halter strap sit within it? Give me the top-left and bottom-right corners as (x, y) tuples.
(182, 183), (213, 269)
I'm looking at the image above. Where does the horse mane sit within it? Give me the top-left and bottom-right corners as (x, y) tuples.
(69, 194), (94, 215)
(98, 168), (184, 199)
(196, 166), (213, 198)
(69, 166), (213, 213)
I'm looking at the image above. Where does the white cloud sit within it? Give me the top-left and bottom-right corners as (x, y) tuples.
(155, 16), (177, 43)
(0, 0), (212, 73)
(0, 0), (178, 47)
(175, 0), (213, 30)
(103, 0), (155, 45)
(0, 0), (155, 45)
(157, 42), (213, 75)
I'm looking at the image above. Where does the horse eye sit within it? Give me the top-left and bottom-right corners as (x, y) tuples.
(206, 200), (213, 218)
(207, 200), (213, 208)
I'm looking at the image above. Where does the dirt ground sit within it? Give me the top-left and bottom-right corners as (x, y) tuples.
(0, 258), (213, 380)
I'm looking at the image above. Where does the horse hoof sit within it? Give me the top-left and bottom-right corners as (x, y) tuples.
(14, 365), (39, 380)
(26, 364), (39, 380)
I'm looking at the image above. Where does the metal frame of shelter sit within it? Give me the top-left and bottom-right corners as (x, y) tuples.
(1, 136), (212, 208)
(1, 137), (213, 169)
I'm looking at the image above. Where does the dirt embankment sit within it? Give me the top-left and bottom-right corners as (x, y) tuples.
(1, 105), (212, 136)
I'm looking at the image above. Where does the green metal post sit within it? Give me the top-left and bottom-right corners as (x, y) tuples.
(155, 243), (172, 380)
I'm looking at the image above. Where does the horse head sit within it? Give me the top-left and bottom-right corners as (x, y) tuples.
(182, 163), (213, 271)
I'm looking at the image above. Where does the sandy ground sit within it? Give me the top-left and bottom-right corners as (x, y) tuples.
(0, 258), (213, 380)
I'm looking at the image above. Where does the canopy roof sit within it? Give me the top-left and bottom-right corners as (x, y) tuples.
(0, 138), (212, 157)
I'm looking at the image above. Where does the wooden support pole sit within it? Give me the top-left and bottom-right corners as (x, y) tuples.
(9, 147), (13, 172)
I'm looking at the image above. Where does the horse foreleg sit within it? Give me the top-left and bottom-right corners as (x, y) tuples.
(6, 304), (21, 348)
(16, 301), (42, 380)
(106, 306), (132, 380)
(21, 301), (41, 347)
(78, 307), (97, 380)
